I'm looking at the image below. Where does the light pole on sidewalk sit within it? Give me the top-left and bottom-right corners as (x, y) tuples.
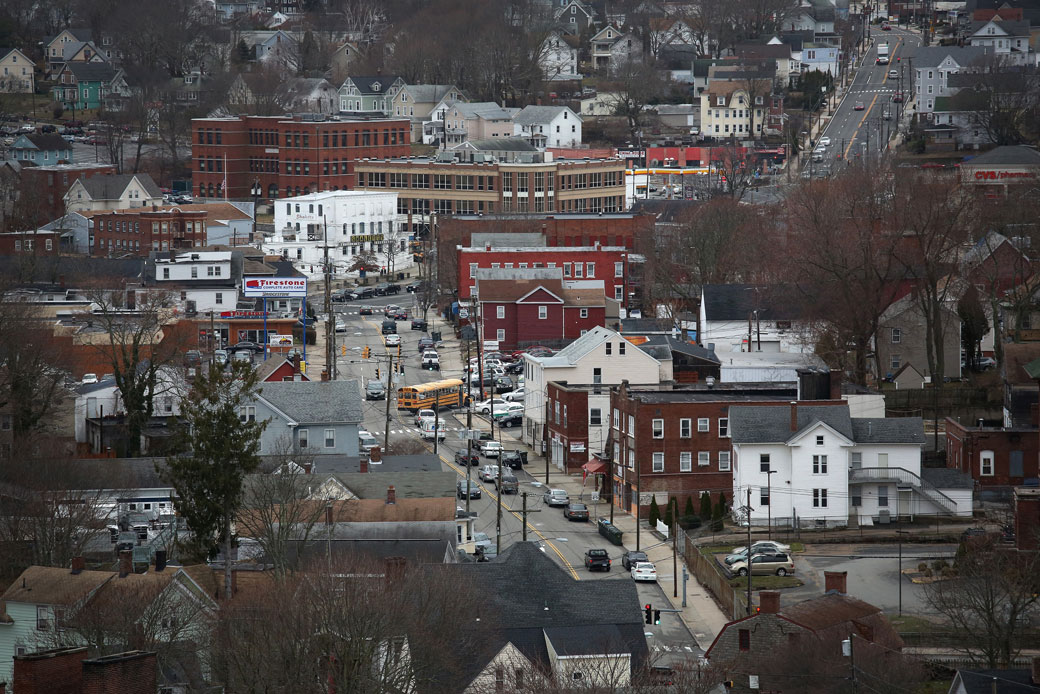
(896, 529), (910, 615)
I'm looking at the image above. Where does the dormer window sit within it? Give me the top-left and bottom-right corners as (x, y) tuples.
(717, 96), (725, 105)
(372, 81), (381, 91)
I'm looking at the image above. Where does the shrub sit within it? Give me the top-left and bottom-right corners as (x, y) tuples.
(679, 515), (701, 530)
(699, 491), (712, 521)
(932, 560), (948, 572)
(52, 103), (64, 119)
(922, 568), (933, 577)
(685, 496), (696, 518)
(663, 497), (675, 528)
(648, 496), (660, 527)
(918, 562), (928, 572)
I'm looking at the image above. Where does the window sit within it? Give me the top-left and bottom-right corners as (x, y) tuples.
(698, 451), (710, 467)
(619, 341), (625, 355)
(605, 342), (611, 355)
(298, 429), (309, 448)
(652, 419), (664, 438)
(613, 409), (620, 429)
(496, 305), (505, 319)
(579, 308), (588, 318)
(760, 487), (770, 506)
(191, 267), (198, 278)
(563, 263), (572, 277)
(697, 418), (709, 432)
(813, 455), (828, 474)
(813, 489), (828, 508)
(628, 415), (635, 437)
(37, 605), (50, 630)
(980, 450), (994, 476)
(739, 629), (750, 651)
(719, 418), (729, 437)
(574, 263), (583, 278)
(760, 453), (770, 472)
(240, 406), (255, 423)
(324, 429), (336, 448)
(680, 418), (692, 438)
(590, 408), (602, 426)
(890, 353), (901, 370)
(497, 329), (505, 341)
(652, 452), (664, 472)
(891, 328), (901, 343)
(538, 306), (547, 320)
(851, 491), (861, 507)
(719, 451), (731, 471)
(850, 451), (862, 469)
(878, 485), (889, 507)
(162, 267), (170, 279)
(215, 292), (223, 305)
(816, 435), (824, 445)
(676, 452), (692, 472)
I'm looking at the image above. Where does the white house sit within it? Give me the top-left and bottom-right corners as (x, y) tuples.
(699, 284), (814, 354)
(148, 250), (237, 314)
(0, 48), (34, 93)
(264, 190), (409, 278)
(513, 105), (582, 149)
(523, 326), (669, 459)
(539, 31), (581, 81)
(967, 19), (1036, 66)
(74, 369), (186, 445)
(65, 173), (164, 213)
(729, 403), (973, 528)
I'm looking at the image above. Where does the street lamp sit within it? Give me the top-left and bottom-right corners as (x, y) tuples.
(896, 529), (910, 615)
(765, 469), (777, 539)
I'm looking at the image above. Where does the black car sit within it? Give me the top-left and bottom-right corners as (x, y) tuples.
(359, 306), (374, 315)
(233, 341), (265, 354)
(585, 549), (611, 572)
(498, 412), (522, 429)
(456, 480), (481, 499)
(349, 287), (375, 300)
(622, 550), (649, 571)
(417, 337), (435, 351)
(505, 362), (524, 374)
(411, 319), (428, 331)
(385, 284), (402, 294)
(502, 449), (527, 468)
(331, 290), (348, 302)
(492, 376), (514, 393)
(455, 450), (480, 466)
(406, 280), (425, 293)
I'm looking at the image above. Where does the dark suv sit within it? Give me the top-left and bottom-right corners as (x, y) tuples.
(349, 287), (374, 300)
(455, 450), (480, 466)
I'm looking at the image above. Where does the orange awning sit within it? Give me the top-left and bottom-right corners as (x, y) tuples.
(582, 460), (606, 474)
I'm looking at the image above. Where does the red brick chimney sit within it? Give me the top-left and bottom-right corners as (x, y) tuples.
(829, 370), (842, 400)
(759, 590), (781, 614)
(386, 485), (396, 505)
(359, 457), (369, 473)
(70, 556), (85, 575)
(790, 402), (798, 431)
(13, 646), (87, 694)
(824, 571), (847, 594)
(81, 650), (157, 694)
(292, 354), (301, 373)
(302, 461), (313, 474)
(321, 369), (329, 381)
(118, 550), (132, 578)
(370, 446), (382, 463)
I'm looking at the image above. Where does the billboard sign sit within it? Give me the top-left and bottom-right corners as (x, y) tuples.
(268, 334), (294, 346)
(243, 277), (308, 297)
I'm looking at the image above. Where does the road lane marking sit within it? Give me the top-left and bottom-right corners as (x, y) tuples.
(842, 92), (881, 161)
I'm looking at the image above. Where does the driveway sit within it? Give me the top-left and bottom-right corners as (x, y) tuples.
(783, 543), (957, 615)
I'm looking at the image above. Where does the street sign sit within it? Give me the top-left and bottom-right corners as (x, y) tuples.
(483, 340), (499, 351)
(459, 308), (470, 319)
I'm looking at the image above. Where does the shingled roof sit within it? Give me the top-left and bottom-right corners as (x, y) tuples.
(78, 173), (162, 201)
(729, 404), (854, 443)
(257, 379), (363, 424)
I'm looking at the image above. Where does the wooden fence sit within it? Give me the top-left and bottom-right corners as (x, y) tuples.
(684, 535), (747, 620)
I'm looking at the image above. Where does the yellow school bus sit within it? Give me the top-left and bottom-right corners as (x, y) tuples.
(396, 378), (468, 412)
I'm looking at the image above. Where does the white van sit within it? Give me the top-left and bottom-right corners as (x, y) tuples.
(420, 420), (446, 441)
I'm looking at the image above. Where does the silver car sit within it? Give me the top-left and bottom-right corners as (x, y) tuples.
(543, 489), (569, 507)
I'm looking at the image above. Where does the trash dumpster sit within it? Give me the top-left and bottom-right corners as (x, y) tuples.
(597, 517), (623, 546)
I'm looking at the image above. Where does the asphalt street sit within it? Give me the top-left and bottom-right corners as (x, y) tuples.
(320, 291), (701, 657)
(813, 27), (923, 172)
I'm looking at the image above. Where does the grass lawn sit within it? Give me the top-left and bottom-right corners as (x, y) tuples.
(728, 575), (803, 590)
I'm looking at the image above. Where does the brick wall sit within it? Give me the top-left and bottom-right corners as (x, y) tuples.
(945, 418), (1040, 487)
(12, 647), (87, 694)
(1014, 489), (1040, 551)
(547, 383), (590, 472)
(81, 650), (157, 694)
(706, 614), (808, 692)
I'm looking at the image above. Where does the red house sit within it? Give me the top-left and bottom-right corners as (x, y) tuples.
(475, 269), (612, 351)
(945, 417), (1039, 488)
(457, 242), (631, 307)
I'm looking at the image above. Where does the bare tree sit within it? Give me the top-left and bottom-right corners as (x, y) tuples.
(949, 59), (1040, 147)
(925, 537), (1040, 668)
(604, 59), (668, 145)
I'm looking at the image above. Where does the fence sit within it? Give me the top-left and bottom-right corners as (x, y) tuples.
(683, 534), (747, 620)
(755, 511), (976, 545)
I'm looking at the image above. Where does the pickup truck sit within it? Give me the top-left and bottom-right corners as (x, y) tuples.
(502, 450), (527, 469)
(584, 548), (611, 572)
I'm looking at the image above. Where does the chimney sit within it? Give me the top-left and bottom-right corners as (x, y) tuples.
(70, 556), (85, 575)
(59, 274), (65, 289)
(321, 369), (329, 381)
(759, 590), (781, 614)
(360, 457), (369, 473)
(370, 446), (382, 463)
(829, 370), (842, 400)
(790, 401), (798, 432)
(118, 550), (132, 578)
(386, 485), (396, 505)
(293, 354), (301, 373)
(325, 502), (333, 527)
(154, 550), (167, 572)
(1032, 655), (1040, 684)
(824, 571), (847, 595)
(302, 461), (313, 474)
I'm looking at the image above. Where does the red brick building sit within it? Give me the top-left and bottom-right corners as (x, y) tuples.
(89, 208), (208, 255)
(19, 163), (115, 221)
(457, 243), (631, 306)
(0, 230), (62, 255)
(190, 114), (411, 202)
(610, 382), (845, 518)
(1013, 487), (1040, 551)
(475, 271), (609, 351)
(945, 418), (1039, 488)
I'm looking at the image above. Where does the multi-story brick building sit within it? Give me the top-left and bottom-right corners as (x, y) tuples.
(190, 113), (411, 202)
(945, 418), (1039, 489)
(457, 242), (631, 306)
(0, 230), (63, 255)
(475, 268), (611, 352)
(90, 207), (208, 256)
(18, 162), (115, 222)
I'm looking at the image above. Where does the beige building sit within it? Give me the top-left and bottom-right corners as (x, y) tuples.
(442, 102), (515, 147)
(0, 49), (34, 93)
(876, 295), (962, 382)
(65, 173), (165, 213)
(699, 66), (772, 140)
(391, 84), (466, 143)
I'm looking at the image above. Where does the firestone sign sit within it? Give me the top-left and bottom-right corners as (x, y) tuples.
(243, 277), (308, 297)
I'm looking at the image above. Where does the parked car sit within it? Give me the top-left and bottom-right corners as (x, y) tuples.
(501, 450), (527, 469)
(472, 531), (495, 559)
(730, 540), (791, 555)
(622, 551), (648, 571)
(819, 136), (831, 147)
(492, 403), (524, 419)
(505, 362), (524, 374)
(233, 350), (253, 364)
(455, 450), (480, 466)
(411, 319), (428, 331)
(584, 549), (611, 572)
(496, 472), (518, 493)
(233, 340), (265, 353)
(214, 349), (229, 366)
(729, 553), (795, 577)
(631, 562), (658, 582)
(498, 412), (523, 428)
(457, 480), (482, 499)
(976, 356), (997, 370)
(480, 440), (503, 457)
(81, 373), (99, 385)
(479, 465), (500, 482)
(492, 376), (515, 393)
(331, 290), (348, 302)
(365, 380), (386, 400)
(359, 432), (380, 452)
(184, 350), (202, 367)
(502, 388), (526, 402)
(349, 287), (375, 300)
(543, 489), (569, 506)
(384, 334), (401, 347)
(563, 503), (590, 521)
(476, 398), (507, 414)
(406, 280), (425, 293)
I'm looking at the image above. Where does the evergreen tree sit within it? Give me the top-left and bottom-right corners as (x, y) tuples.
(718, 491), (728, 514)
(699, 491), (712, 521)
(663, 497), (674, 528)
(162, 362), (267, 599)
(648, 496), (660, 527)
(684, 495), (696, 519)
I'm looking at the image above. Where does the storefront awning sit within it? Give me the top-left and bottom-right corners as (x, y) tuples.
(582, 460), (606, 475)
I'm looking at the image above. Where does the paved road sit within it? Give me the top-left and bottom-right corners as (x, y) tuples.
(813, 27), (923, 173)
(322, 292), (701, 656)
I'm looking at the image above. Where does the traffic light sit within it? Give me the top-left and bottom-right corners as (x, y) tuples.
(654, 610), (661, 625)
(362, 346), (370, 359)
(644, 604), (652, 625)
(397, 344), (402, 357)
(375, 367), (380, 379)
(340, 345), (346, 356)
(723, 681), (735, 689)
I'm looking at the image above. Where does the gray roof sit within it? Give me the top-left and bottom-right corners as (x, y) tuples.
(513, 105), (580, 125)
(702, 284), (810, 322)
(850, 418), (926, 445)
(258, 379), (363, 424)
(530, 326), (628, 367)
(469, 232), (545, 248)
(965, 146), (1040, 167)
(468, 137), (538, 152)
(921, 467), (975, 490)
(16, 133), (69, 152)
(66, 62), (118, 83)
(401, 84), (458, 103)
(79, 173), (163, 201)
(310, 453), (445, 474)
(332, 471), (457, 499)
(729, 404), (854, 443)
(345, 75), (402, 94)
(911, 45), (988, 69)
(969, 18), (1030, 36)
(643, 335), (720, 363)
(953, 668), (1040, 694)
(454, 102), (514, 120)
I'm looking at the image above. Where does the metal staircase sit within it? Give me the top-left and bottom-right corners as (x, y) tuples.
(850, 467), (959, 515)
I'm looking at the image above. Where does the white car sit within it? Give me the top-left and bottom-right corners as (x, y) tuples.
(492, 403), (524, 418)
(335, 320), (347, 332)
(502, 389), (526, 402)
(631, 562), (658, 582)
(888, 69), (899, 79)
(480, 440), (503, 457)
(414, 409), (436, 426)
(359, 432), (380, 451)
(819, 136), (831, 147)
(384, 334), (401, 346)
(81, 373), (99, 385)
(476, 398), (507, 414)
(479, 464), (500, 482)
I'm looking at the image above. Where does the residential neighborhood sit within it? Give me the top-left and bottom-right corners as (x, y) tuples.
(1, 0), (1040, 692)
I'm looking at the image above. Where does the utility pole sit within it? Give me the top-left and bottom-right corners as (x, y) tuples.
(636, 458), (642, 552)
(433, 385), (440, 456)
(465, 399), (474, 525)
(322, 216), (336, 380)
(672, 514), (678, 598)
(496, 462), (503, 556)
(522, 492), (528, 541)
(383, 352), (394, 451)
(746, 486), (754, 615)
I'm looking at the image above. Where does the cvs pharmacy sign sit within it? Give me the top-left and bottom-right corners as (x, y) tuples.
(974, 169), (1037, 181)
